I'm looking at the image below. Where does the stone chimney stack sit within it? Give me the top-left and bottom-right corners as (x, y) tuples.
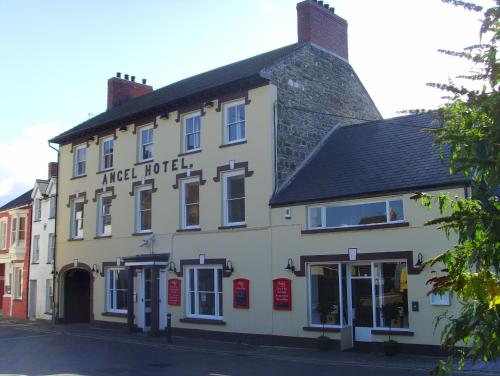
(107, 72), (153, 110)
(297, 0), (348, 60)
(48, 162), (58, 178)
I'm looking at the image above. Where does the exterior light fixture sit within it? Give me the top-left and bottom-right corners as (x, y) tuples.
(167, 261), (177, 273)
(225, 260), (234, 273)
(50, 269), (59, 276)
(415, 253), (423, 267)
(285, 258), (295, 272)
(348, 248), (357, 261)
(91, 264), (100, 274)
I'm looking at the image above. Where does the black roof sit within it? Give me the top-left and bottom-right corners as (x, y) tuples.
(50, 43), (302, 144)
(0, 189), (33, 211)
(270, 113), (468, 206)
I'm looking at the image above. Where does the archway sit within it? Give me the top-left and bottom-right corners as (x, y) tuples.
(64, 268), (91, 323)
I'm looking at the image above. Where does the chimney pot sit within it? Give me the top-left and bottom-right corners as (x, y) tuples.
(107, 74), (153, 109)
(131, 75), (135, 82)
(116, 72), (121, 78)
(324, 3), (329, 9)
(318, 0), (323, 5)
(124, 74), (129, 80)
(142, 78), (147, 84)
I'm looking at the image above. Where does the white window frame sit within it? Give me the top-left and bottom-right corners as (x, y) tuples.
(13, 266), (22, 299)
(70, 198), (85, 239)
(183, 112), (201, 153)
(223, 170), (246, 227)
(106, 267), (128, 314)
(31, 235), (40, 263)
(138, 125), (154, 163)
(135, 186), (152, 233)
(224, 100), (246, 144)
(185, 265), (223, 320)
(47, 233), (55, 263)
(45, 279), (53, 313)
(10, 217), (17, 245)
(97, 193), (112, 237)
(100, 136), (114, 171)
(0, 219), (7, 250)
(49, 195), (56, 219)
(181, 178), (200, 230)
(73, 145), (87, 177)
(307, 198), (405, 230)
(34, 198), (42, 221)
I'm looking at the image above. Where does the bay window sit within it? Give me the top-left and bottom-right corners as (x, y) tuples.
(186, 266), (223, 319)
(106, 268), (128, 313)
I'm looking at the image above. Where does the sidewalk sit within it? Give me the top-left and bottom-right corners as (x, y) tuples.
(1, 317), (498, 375)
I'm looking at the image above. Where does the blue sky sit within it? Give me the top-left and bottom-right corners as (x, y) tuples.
(0, 0), (490, 204)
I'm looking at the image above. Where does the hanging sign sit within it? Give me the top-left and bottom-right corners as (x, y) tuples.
(273, 278), (292, 311)
(233, 278), (250, 309)
(168, 278), (181, 306)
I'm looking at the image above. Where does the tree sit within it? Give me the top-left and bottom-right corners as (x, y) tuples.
(412, 1), (499, 374)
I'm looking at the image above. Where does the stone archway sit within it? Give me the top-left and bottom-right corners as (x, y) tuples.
(58, 263), (94, 323)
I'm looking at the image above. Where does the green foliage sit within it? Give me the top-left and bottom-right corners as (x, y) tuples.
(412, 1), (499, 374)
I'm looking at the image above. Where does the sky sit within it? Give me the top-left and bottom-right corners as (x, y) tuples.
(0, 0), (491, 205)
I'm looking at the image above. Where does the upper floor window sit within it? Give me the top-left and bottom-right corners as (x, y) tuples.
(10, 216), (26, 246)
(49, 196), (56, 219)
(47, 233), (55, 263)
(183, 112), (201, 152)
(308, 199), (404, 230)
(106, 268), (128, 314)
(73, 145), (86, 177)
(97, 194), (112, 237)
(10, 218), (17, 245)
(100, 137), (114, 171)
(0, 220), (7, 250)
(31, 235), (40, 263)
(181, 178), (200, 229)
(136, 186), (152, 233)
(223, 171), (245, 226)
(18, 217), (26, 242)
(186, 266), (223, 320)
(70, 199), (85, 239)
(225, 101), (245, 144)
(138, 125), (153, 162)
(34, 198), (42, 221)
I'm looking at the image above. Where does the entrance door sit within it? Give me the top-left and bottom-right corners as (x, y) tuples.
(350, 264), (373, 342)
(28, 280), (37, 319)
(64, 269), (91, 323)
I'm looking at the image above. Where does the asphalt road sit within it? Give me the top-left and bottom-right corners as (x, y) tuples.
(0, 320), (496, 376)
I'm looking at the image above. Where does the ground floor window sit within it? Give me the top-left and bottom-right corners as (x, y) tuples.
(106, 268), (128, 313)
(308, 261), (408, 330)
(13, 267), (22, 299)
(186, 266), (223, 319)
(45, 279), (53, 313)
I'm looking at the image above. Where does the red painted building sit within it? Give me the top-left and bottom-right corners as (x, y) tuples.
(0, 190), (33, 319)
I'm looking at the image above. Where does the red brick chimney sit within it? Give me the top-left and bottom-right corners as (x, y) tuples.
(48, 162), (58, 178)
(107, 73), (153, 110)
(297, 0), (348, 60)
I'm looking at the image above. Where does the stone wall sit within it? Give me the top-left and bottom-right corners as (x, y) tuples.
(263, 44), (381, 188)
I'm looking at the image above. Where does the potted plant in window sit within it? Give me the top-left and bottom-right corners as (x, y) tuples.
(381, 303), (400, 356)
(316, 301), (334, 351)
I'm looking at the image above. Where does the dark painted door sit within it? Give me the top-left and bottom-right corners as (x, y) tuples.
(64, 269), (91, 323)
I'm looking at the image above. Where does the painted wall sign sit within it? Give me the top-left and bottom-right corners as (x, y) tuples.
(273, 278), (292, 311)
(233, 278), (250, 309)
(168, 278), (181, 306)
(101, 157), (194, 186)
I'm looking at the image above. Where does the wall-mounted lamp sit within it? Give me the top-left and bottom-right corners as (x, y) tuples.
(91, 264), (100, 275)
(415, 253), (423, 268)
(116, 257), (123, 266)
(225, 260), (234, 273)
(50, 269), (59, 277)
(348, 248), (357, 261)
(167, 261), (177, 273)
(285, 258), (295, 273)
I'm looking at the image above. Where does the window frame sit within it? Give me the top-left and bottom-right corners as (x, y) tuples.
(10, 217), (17, 245)
(185, 265), (223, 320)
(106, 267), (128, 314)
(138, 125), (154, 163)
(0, 219), (7, 250)
(73, 144), (87, 177)
(100, 136), (114, 171)
(135, 185), (153, 233)
(307, 198), (405, 230)
(13, 267), (22, 299)
(223, 170), (246, 227)
(45, 279), (53, 314)
(182, 112), (201, 153)
(97, 193), (113, 237)
(47, 233), (55, 263)
(31, 235), (40, 263)
(224, 100), (246, 144)
(181, 178), (200, 230)
(34, 198), (42, 221)
(70, 198), (85, 239)
(49, 195), (56, 219)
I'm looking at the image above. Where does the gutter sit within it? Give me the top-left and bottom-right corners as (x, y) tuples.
(48, 141), (59, 323)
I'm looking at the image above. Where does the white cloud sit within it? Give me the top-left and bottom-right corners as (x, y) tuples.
(259, 0), (273, 14)
(0, 122), (63, 203)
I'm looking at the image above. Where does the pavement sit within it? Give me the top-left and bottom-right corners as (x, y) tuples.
(0, 316), (498, 376)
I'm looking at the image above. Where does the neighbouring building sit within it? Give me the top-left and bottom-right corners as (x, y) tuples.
(0, 189), (33, 319)
(28, 163), (58, 320)
(47, 0), (466, 353)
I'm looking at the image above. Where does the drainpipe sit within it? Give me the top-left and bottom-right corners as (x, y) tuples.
(48, 141), (59, 324)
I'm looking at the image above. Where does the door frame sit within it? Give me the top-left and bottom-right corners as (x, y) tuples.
(349, 263), (374, 343)
(28, 279), (37, 319)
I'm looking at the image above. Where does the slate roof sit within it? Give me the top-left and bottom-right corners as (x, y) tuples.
(0, 189), (33, 212)
(270, 113), (468, 206)
(50, 43), (302, 144)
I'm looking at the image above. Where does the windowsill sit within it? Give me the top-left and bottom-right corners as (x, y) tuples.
(96, 168), (113, 175)
(46, 262), (54, 264)
(134, 159), (153, 166)
(176, 228), (201, 232)
(48, 216), (55, 220)
(70, 174), (87, 180)
(218, 224), (247, 230)
(178, 149), (201, 157)
(131, 231), (153, 236)
(68, 238), (84, 241)
(371, 329), (414, 336)
(31, 262), (39, 265)
(94, 235), (112, 239)
(13, 298), (23, 302)
(180, 317), (226, 326)
(219, 140), (247, 148)
(44, 312), (53, 315)
(102, 311), (127, 318)
(33, 219), (41, 223)
(302, 222), (410, 234)
(303, 326), (341, 333)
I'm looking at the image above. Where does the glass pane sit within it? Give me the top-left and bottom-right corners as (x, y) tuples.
(236, 104), (245, 121)
(198, 269), (215, 291)
(141, 210), (151, 230)
(141, 190), (152, 210)
(227, 106), (236, 124)
(185, 182), (199, 204)
(228, 123), (237, 141)
(309, 207), (322, 228)
(186, 119), (193, 134)
(108, 270), (114, 290)
(117, 269), (128, 290)
(194, 116), (200, 131)
(227, 175), (244, 199)
(189, 269), (194, 291)
(186, 204), (199, 226)
(228, 198), (245, 223)
(375, 262), (409, 328)
(142, 144), (153, 160)
(352, 279), (373, 327)
(310, 265), (341, 325)
(238, 121), (245, 139)
(389, 200), (404, 222)
(190, 292), (195, 314)
(116, 291), (127, 310)
(218, 292), (223, 316)
(351, 264), (372, 277)
(325, 202), (386, 228)
(198, 292), (215, 315)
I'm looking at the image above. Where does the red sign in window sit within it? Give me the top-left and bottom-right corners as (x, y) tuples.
(273, 278), (292, 311)
(168, 278), (181, 306)
(233, 278), (250, 309)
